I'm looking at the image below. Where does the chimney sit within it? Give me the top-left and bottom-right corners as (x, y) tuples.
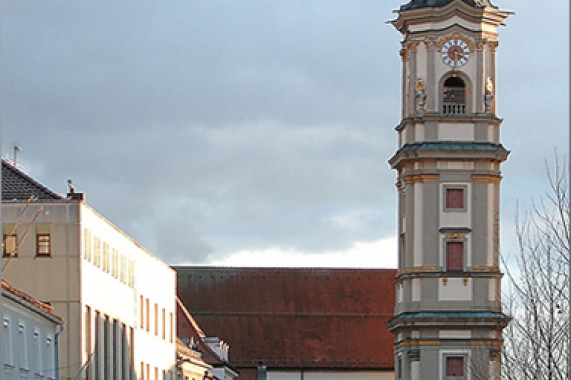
(68, 192), (85, 201)
(66, 179), (84, 200)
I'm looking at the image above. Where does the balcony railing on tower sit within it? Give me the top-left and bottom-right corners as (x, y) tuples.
(442, 77), (466, 115)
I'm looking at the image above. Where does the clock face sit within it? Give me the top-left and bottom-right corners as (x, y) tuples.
(441, 38), (471, 68)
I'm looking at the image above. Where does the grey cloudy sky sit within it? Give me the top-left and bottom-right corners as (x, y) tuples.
(2, 1), (568, 267)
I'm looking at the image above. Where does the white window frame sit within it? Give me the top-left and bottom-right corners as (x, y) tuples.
(443, 185), (467, 212)
(440, 349), (471, 380)
(46, 334), (55, 380)
(18, 321), (29, 371)
(3, 315), (14, 368)
(34, 328), (43, 376)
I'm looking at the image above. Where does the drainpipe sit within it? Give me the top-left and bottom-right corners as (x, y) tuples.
(257, 359), (266, 380)
(55, 322), (65, 380)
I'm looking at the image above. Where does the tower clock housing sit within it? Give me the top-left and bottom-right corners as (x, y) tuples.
(386, 1), (512, 379)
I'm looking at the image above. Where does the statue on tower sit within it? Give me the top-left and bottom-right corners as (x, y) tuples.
(484, 76), (495, 113)
(415, 78), (427, 115)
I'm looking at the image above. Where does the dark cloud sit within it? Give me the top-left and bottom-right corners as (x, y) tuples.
(2, 1), (568, 265)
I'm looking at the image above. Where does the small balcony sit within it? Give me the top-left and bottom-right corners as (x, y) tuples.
(442, 103), (466, 115)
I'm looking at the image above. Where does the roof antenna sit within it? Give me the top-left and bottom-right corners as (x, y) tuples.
(5, 144), (25, 170)
(13, 144), (21, 164)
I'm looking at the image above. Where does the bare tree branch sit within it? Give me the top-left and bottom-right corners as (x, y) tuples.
(501, 155), (570, 380)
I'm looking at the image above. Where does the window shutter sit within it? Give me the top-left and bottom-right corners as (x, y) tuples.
(446, 242), (463, 271)
(446, 356), (464, 376)
(446, 188), (464, 209)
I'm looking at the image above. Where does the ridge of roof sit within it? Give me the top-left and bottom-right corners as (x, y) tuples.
(1, 159), (62, 201)
(174, 266), (397, 272)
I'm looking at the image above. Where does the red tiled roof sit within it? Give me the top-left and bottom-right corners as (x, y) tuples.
(175, 267), (396, 371)
(1, 280), (62, 321)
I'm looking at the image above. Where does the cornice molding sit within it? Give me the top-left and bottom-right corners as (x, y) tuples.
(472, 174), (502, 183)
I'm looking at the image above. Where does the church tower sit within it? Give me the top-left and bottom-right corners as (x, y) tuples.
(386, 1), (512, 379)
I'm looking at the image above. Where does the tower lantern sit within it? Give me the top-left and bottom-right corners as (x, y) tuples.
(386, 1), (512, 379)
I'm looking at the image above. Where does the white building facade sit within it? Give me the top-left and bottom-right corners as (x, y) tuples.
(2, 160), (177, 380)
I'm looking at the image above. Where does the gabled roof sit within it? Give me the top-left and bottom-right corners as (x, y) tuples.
(400, 0), (496, 11)
(177, 297), (231, 366)
(2, 160), (62, 201)
(175, 267), (397, 371)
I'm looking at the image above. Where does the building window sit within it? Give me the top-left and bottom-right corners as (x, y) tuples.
(3, 316), (14, 367)
(445, 187), (465, 210)
(36, 234), (51, 257)
(446, 241), (464, 272)
(128, 260), (135, 288)
(46, 335), (54, 379)
(34, 329), (43, 376)
(3, 234), (18, 257)
(130, 327), (135, 370)
(145, 298), (150, 332)
(442, 76), (466, 115)
(162, 308), (166, 340)
(88, 230), (92, 261)
(85, 306), (92, 356)
(102, 243), (109, 272)
(18, 322), (29, 370)
(83, 229), (90, 261)
(94, 237), (101, 266)
(94, 312), (100, 377)
(154, 303), (159, 336)
(140, 296), (144, 329)
(114, 249), (119, 278)
(110, 248), (116, 276)
(445, 355), (465, 378)
(103, 315), (110, 378)
(120, 323), (128, 380)
(120, 256), (127, 283)
(169, 312), (173, 343)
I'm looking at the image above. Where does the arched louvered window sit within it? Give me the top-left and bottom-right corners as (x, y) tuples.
(442, 76), (466, 115)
